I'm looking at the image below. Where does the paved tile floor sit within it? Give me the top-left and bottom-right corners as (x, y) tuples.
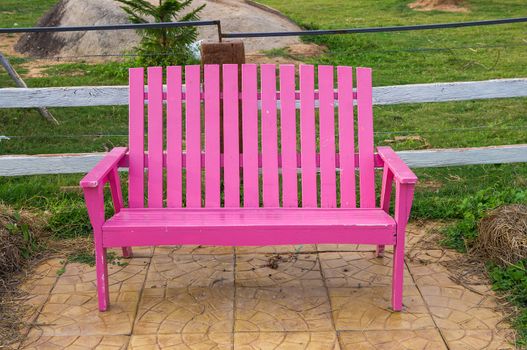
(17, 223), (515, 349)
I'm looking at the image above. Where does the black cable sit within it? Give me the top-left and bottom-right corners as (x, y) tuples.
(0, 17), (525, 38)
(223, 16), (527, 38)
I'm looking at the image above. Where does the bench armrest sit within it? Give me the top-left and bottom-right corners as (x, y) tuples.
(80, 147), (127, 230)
(80, 147), (128, 188)
(377, 146), (417, 184)
(378, 146), (416, 227)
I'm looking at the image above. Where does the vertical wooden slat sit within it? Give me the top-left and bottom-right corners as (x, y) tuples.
(279, 65), (298, 208)
(299, 65), (317, 207)
(147, 67), (163, 208)
(185, 65), (201, 208)
(241, 64), (259, 207)
(356, 67), (376, 208)
(204, 64), (221, 208)
(166, 66), (182, 208)
(261, 64), (279, 207)
(337, 66), (356, 208)
(318, 65), (337, 208)
(223, 64), (240, 207)
(128, 68), (145, 208)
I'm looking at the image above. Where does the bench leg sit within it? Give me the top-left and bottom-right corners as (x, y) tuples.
(376, 245), (385, 257)
(121, 247), (133, 258)
(95, 234), (110, 312)
(391, 241), (404, 311)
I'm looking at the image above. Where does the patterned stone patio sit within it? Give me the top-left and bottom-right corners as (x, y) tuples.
(16, 223), (516, 349)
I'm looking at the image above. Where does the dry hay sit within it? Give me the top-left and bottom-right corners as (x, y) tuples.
(471, 205), (527, 266)
(408, 0), (469, 13)
(0, 205), (47, 349)
(0, 206), (47, 283)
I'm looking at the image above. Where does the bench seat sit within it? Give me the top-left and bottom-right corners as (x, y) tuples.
(102, 208), (396, 247)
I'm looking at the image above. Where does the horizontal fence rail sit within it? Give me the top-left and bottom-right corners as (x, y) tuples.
(0, 144), (526, 176)
(1, 78), (526, 176)
(1, 78), (526, 109)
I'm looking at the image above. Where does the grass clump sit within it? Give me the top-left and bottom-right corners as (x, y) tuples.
(488, 260), (527, 347)
(45, 197), (92, 239)
(57, 250), (129, 276)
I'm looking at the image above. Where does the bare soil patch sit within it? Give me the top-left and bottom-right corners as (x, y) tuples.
(286, 43), (328, 57)
(408, 0), (469, 13)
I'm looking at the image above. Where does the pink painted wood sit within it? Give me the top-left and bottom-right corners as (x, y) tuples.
(356, 67), (376, 208)
(241, 64), (259, 207)
(261, 64), (279, 207)
(279, 65), (298, 207)
(103, 208), (396, 246)
(204, 64), (221, 208)
(392, 182), (415, 311)
(318, 65), (337, 208)
(377, 163), (393, 257)
(223, 64), (240, 207)
(81, 64), (417, 313)
(84, 186), (109, 311)
(108, 167), (132, 258)
(128, 68), (144, 208)
(147, 67), (164, 208)
(299, 65), (317, 207)
(337, 66), (356, 208)
(166, 66), (183, 208)
(185, 65), (202, 208)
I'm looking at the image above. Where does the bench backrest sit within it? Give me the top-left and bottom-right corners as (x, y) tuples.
(128, 64), (376, 209)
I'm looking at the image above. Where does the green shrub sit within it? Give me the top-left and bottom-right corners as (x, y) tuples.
(116, 0), (205, 66)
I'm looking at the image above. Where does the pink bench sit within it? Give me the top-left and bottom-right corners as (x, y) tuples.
(80, 64), (417, 312)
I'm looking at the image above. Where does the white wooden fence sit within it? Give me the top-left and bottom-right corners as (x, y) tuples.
(1, 78), (526, 176)
(1, 78), (526, 108)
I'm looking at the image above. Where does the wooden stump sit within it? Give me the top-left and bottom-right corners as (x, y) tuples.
(201, 41), (245, 65)
(201, 41), (246, 151)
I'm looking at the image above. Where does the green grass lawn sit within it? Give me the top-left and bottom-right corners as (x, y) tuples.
(0, 0), (57, 28)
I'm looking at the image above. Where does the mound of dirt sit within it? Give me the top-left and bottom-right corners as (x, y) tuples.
(16, 0), (301, 59)
(15, 0), (139, 59)
(408, 0), (469, 13)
